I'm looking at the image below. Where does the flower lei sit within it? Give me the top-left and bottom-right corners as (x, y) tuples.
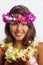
(1, 37), (38, 65)
(2, 12), (36, 23)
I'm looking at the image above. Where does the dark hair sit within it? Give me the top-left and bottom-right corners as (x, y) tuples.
(5, 5), (36, 47)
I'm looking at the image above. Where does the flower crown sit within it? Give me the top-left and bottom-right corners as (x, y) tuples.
(2, 12), (36, 23)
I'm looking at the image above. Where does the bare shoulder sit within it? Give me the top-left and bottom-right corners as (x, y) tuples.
(37, 42), (43, 55)
(0, 45), (5, 56)
(37, 42), (43, 65)
(38, 42), (43, 50)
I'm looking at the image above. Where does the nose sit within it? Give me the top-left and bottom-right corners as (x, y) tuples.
(17, 24), (23, 31)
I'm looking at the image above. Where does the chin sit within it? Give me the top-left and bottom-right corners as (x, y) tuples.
(14, 36), (24, 41)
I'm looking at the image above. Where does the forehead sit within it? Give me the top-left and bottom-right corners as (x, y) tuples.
(10, 21), (27, 24)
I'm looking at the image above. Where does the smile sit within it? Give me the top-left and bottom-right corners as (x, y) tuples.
(15, 32), (23, 36)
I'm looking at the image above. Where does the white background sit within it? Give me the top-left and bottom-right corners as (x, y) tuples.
(0, 0), (43, 42)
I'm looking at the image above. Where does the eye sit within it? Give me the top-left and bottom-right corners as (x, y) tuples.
(22, 22), (27, 25)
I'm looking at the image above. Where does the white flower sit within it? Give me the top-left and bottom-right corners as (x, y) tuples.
(33, 37), (39, 47)
(13, 17), (16, 20)
(4, 41), (38, 63)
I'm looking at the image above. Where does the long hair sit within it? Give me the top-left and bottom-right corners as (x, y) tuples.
(4, 5), (36, 47)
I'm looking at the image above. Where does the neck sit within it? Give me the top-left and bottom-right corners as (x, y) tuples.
(14, 40), (24, 49)
(15, 40), (22, 43)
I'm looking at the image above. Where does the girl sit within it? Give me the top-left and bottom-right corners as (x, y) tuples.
(0, 5), (43, 65)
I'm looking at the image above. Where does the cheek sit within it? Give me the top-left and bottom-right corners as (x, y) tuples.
(9, 26), (17, 34)
(23, 26), (29, 34)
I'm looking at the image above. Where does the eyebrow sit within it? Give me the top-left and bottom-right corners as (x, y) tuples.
(10, 21), (28, 25)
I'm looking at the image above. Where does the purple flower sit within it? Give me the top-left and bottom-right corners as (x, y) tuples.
(2, 13), (10, 23)
(23, 12), (36, 23)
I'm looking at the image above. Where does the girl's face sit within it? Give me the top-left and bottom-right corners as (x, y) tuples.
(9, 14), (29, 41)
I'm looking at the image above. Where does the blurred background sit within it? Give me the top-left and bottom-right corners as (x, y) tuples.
(0, 0), (43, 42)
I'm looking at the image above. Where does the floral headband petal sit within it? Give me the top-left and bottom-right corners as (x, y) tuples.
(2, 12), (36, 23)
(23, 12), (36, 23)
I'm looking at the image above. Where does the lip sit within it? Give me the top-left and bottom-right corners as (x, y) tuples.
(15, 32), (23, 36)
